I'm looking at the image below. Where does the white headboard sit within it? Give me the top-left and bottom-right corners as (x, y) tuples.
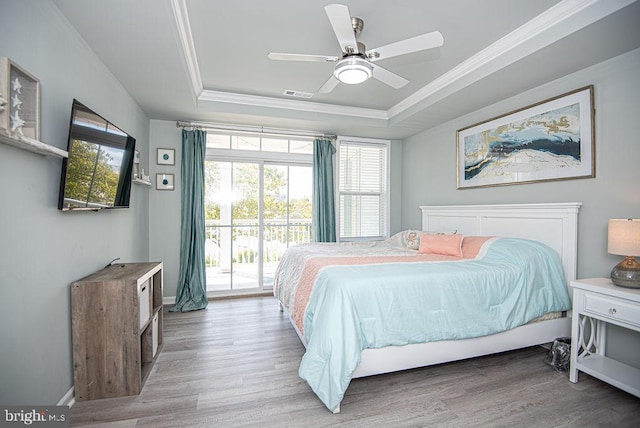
(420, 203), (581, 283)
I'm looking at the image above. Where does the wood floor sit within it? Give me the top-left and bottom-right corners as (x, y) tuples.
(70, 296), (640, 427)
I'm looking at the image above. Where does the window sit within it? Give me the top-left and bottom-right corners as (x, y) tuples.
(206, 132), (313, 154)
(337, 137), (390, 241)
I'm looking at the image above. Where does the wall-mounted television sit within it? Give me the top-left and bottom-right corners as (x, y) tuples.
(58, 100), (136, 211)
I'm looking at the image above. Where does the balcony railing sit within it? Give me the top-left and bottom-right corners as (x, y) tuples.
(205, 218), (311, 291)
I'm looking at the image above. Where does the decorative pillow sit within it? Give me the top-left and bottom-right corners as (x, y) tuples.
(385, 230), (407, 248)
(386, 230), (416, 248)
(461, 235), (492, 258)
(406, 231), (420, 250)
(418, 233), (463, 257)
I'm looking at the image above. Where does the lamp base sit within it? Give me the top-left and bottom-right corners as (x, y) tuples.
(611, 256), (640, 289)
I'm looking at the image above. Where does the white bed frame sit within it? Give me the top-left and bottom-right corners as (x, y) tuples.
(352, 202), (581, 378)
(284, 202), (581, 412)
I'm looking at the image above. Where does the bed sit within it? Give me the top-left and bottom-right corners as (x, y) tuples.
(273, 202), (581, 413)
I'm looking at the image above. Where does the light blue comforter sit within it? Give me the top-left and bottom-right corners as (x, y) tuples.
(298, 238), (572, 412)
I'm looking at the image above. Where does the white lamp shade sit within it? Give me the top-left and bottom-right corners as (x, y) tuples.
(608, 219), (640, 256)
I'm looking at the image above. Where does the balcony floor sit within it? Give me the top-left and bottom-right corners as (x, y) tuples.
(206, 263), (277, 293)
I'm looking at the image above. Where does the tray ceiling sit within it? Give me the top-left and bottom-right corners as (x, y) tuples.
(52, 0), (640, 139)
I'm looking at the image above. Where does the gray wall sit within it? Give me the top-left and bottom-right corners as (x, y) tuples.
(149, 120), (183, 300)
(389, 139), (403, 236)
(401, 48), (640, 278)
(401, 48), (640, 364)
(0, 1), (150, 404)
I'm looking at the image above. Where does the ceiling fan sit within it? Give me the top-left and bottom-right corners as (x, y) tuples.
(267, 4), (444, 94)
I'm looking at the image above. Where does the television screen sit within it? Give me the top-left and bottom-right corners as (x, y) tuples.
(58, 100), (136, 211)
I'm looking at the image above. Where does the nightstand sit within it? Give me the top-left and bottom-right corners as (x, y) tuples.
(569, 278), (640, 397)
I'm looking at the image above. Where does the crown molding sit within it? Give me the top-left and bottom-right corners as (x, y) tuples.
(388, 0), (636, 120)
(171, 0), (203, 98)
(198, 90), (388, 120)
(173, 0), (634, 125)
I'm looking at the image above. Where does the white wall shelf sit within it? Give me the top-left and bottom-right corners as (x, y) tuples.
(0, 129), (68, 158)
(132, 177), (152, 186)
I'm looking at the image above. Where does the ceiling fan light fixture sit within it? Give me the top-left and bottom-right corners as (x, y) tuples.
(334, 57), (372, 85)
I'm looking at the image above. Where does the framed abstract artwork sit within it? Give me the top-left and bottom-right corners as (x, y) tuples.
(456, 86), (595, 189)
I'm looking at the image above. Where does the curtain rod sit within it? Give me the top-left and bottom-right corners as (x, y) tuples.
(176, 120), (335, 139)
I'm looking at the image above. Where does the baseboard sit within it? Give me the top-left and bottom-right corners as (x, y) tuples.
(58, 386), (75, 408)
(164, 292), (273, 306)
(208, 291), (273, 300)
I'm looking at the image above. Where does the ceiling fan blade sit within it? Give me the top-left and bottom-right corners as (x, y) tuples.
(268, 53), (339, 63)
(366, 31), (444, 61)
(371, 63), (409, 89)
(325, 4), (358, 54)
(317, 75), (340, 94)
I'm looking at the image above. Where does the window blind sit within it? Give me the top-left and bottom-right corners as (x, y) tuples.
(338, 141), (388, 240)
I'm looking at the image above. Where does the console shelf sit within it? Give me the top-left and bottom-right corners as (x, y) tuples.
(71, 262), (163, 401)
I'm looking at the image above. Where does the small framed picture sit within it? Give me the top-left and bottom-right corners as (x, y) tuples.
(0, 57), (41, 140)
(157, 148), (175, 165)
(156, 173), (175, 190)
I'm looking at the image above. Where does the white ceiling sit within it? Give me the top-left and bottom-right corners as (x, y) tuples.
(52, 0), (640, 140)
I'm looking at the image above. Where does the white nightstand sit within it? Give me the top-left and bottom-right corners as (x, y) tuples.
(569, 278), (640, 397)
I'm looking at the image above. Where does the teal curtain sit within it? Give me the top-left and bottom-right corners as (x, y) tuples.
(171, 129), (208, 312)
(312, 138), (337, 242)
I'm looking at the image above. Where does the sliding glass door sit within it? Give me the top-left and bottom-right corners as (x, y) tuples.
(204, 160), (311, 295)
(262, 164), (312, 287)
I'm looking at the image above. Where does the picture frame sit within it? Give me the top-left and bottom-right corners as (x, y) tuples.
(0, 57), (40, 140)
(157, 148), (175, 165)
(156, 173), (175, 190)
(456, 85), (595, 189)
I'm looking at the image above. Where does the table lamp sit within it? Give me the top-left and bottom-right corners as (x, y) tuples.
(608, 218), (640, 288)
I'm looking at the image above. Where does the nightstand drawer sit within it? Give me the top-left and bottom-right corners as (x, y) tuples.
(584, 293), (640, 328)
